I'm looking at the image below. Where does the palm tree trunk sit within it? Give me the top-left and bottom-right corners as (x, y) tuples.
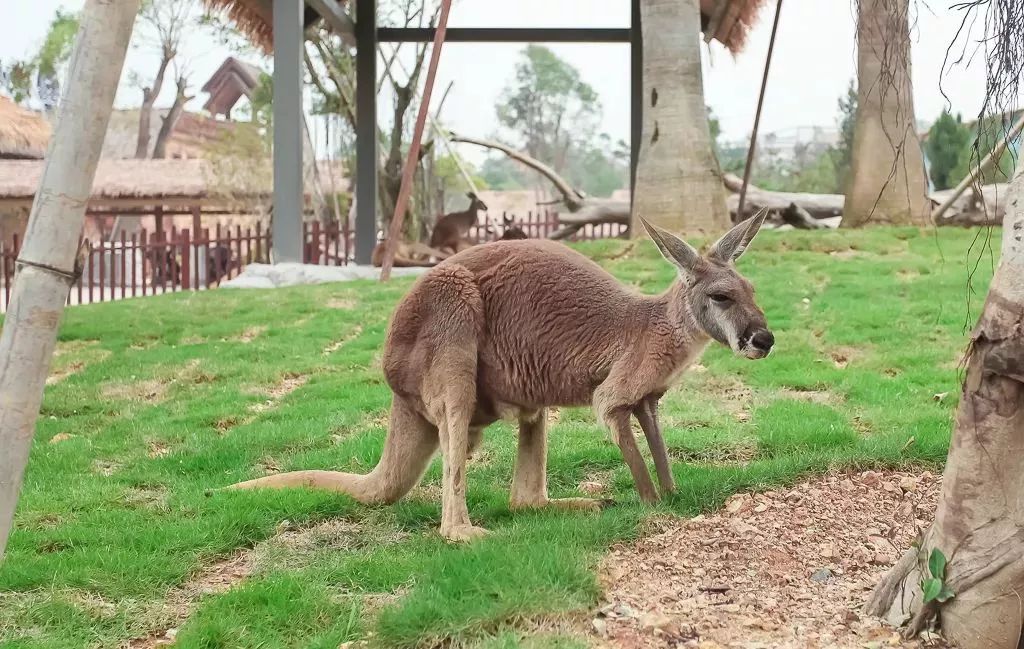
(0, 0), (140, 559)
(633, 0), (728, 236)
(842, 0), (929, 227)
(865, 162), (1024, 647)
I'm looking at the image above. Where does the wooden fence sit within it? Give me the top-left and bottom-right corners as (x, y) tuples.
(2, 211), (626, 310)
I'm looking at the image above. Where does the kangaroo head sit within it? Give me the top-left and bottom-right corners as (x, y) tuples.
(640, 209), (774, 360)
(467, 192), (488, 212)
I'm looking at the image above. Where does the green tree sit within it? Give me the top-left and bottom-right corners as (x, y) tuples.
(926, 110), (971, 190)
(496, 45), (601, 174)
(1, 9), (79, 108)
(479, 156), (526, 191)
(833, 79), (857, 189)
(951, 114), (1020, 185)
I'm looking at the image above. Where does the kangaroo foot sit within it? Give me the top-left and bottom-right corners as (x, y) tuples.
(440, 523), (491, 543)
(510, 497), (611, 513)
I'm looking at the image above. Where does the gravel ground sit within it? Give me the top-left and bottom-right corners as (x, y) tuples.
(592, 470), (951, 649)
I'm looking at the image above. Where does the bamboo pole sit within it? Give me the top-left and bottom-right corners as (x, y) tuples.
(0, 0), (141, 560)
(379, 0), (454, 281)
(931, 112), (1024, 222)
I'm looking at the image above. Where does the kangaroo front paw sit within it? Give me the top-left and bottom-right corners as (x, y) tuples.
(440, 523), (490, 543)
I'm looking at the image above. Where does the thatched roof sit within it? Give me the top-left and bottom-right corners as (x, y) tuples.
(0, 97), (53, 160)
(202, 57), (263, 117)
(101, 109), (250, 159)
(203, 0), (331, 54)
(0, 158), (347, 205)
(206, 0), (766, 54)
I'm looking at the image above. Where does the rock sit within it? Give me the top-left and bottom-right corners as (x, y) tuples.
(221, 263), (428, 290)
(753, 503), (769, 513)
(819, 544), (837, 559)
(730, 519), (759, 536)
(860, 471), (882, 486)
(872, 552), (895, 566)
(810, 568), (834, 583)
(899, 476), (917, 492)
(591, 617), (607, 636)
(639, 611), (673, 630)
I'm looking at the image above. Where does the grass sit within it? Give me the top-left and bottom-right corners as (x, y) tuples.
(0, 226), (996, 648)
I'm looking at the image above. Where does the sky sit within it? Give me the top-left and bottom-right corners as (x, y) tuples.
(0, 0), (1001, 164)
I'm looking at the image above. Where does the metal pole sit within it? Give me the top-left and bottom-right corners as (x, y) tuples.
(737, 0), (783, 221)
(379, 0), (454, 280)
(629, 0), (642, 214)
(272, 0), (305, 262)
(354, 0), (378, 265)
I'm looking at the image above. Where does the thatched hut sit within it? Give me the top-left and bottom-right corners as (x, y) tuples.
(0, 97), (52, 160)
(204, 0), (764, 54)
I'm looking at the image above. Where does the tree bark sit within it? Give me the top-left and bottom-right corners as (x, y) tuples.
(865, 163), (1024, 647)
(134, 52), (171, 159)
(843, 0), (929, 227)
(0, 0), (140, 560)
(152, 75), (190, 159)
(633, 0), (728, 235)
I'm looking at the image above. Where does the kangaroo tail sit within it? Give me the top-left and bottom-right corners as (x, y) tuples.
(226, 396), (438, 505)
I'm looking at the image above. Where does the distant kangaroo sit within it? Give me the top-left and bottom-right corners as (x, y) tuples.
(498, 214), (528, 240)
(231, 211), (775, 542)
(429, 192), (488, 254)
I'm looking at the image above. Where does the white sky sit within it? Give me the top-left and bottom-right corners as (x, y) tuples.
(0, 1), (1000, 163)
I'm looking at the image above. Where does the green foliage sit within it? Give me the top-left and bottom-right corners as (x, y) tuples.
(495, 45), (625, 195)
(434, 155), (488, 196)
(479, 156), (526, 191)
(922, 548), (955, 603)
(1, 9), (79, 107)
(927, 111), (972, 190)
(0, 228), (990, 647)
(835, 79), (858, 188)
(951, 114), (1021, 186)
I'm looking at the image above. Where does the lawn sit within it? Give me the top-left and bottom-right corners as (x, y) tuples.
(0, 226), (998, 649)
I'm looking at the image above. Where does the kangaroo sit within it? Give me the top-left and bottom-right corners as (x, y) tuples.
(429, 192), (488, 254)
(498, 214), (528, 240)
(230, 211), (774, 542)
(371, 240), (451, 268)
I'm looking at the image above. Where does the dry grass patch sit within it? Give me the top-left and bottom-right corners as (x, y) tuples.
(233, 325), (267, 344)
(699, 374), (754, 423)
(47, 340), (110, 385)
(326, 297), (358, 310)
(323, 325), (364, 355)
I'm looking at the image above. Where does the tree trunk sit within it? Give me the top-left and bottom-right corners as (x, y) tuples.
(152, 76), (189, 159)
(135, 54), (171, 159)
(0, 0), (140, 560)
(633, 0), (728, 235)
(842, 0), (929, 227)
(865, 162), (1024, 647)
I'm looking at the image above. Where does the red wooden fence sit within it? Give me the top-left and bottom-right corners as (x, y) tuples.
(1, 212), (626, 311)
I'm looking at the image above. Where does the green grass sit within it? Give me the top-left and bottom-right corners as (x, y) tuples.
(0, 227), (996, 648)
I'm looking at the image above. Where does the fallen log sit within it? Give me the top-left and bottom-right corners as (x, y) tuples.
(723, 173), (844, 220)
(929, 183), (1007, 227)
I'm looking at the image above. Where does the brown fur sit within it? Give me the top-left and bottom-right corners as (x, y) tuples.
(230, 212), (774, 542)
(429, 192), (488, 254)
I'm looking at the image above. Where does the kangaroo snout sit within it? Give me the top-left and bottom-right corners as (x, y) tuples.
(743, 328), (775, 359)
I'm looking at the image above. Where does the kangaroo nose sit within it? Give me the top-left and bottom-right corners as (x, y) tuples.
(751, 329), (775, 352)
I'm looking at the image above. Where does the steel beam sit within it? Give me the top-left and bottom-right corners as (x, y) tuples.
(378, 27), (630, 43)
(354, 0), (378, 264)
(273, 0), (305, 263)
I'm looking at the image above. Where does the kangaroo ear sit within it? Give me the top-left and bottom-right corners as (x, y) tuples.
(639, 217), (701, 279)
(467, 192), (476, 200)
(709, 207), (769, 263)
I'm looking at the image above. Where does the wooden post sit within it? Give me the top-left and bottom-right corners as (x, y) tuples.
(379, 0), (454, 280)
(180, 228), (191, 290)
(0, 0), (140, 560)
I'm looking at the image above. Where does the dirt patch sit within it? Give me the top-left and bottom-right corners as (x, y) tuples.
(233, 326), (267, 344)
(828, 346), (862, 370)
(126, 551), (257, 649)
(47, 341), (110, 386)
(778, 386), (841, 405)
(667, 441), (759, 466)
(700, 375), (753, 423)
(594, 470), (945, 649)
(322, 325), (364, 355)
(326, 297), (358, 310)
(101, 379), (169, 403)
(247, 372), (310, 415)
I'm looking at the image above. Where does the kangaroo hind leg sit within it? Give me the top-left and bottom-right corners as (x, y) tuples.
(509, 409), (606, 513)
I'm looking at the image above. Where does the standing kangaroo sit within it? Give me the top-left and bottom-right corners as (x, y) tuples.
(429, 192), (488, 254)
(231, 212), (774, 541)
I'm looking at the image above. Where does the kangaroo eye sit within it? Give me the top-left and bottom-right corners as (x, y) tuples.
(710, 293), (731, 304)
